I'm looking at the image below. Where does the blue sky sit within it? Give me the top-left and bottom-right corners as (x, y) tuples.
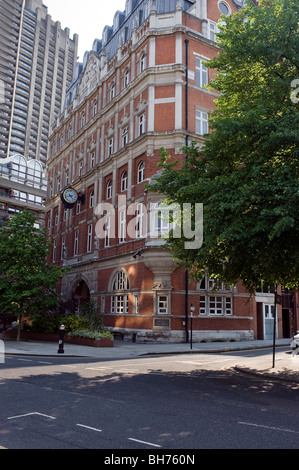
(45, 0), (126, 61)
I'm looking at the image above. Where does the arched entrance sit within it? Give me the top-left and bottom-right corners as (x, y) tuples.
(73, 280), (90, 314)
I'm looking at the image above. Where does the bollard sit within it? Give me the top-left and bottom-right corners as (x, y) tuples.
(58, 324), (65, 354)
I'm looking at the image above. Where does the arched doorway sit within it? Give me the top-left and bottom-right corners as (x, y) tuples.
(73, 280), (90, 314)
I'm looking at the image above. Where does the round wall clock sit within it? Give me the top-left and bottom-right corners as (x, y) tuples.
(61, 187), (78, 205)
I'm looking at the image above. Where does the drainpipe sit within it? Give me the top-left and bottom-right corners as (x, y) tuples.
(185, 38), (189, 343)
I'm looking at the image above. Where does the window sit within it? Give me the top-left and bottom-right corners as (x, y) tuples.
(74, 230), (79, 256)
(104, 216), (110, 247)
(219, 1), (230, 15)
(92, 99), (97, 117)
(136, 203), (144, 238)
(140, 53), (146, 73)
(107, 180), (112, 199)
(195, 58), (208, 88)
(76, 201), (81, 214)
(122, 126), (128, 146)
(158, 296), (168, 315)
(139, 113), (146, 135)
(208, 21), (217, 42)
(90, 151), (95, 169)
(61, 236), (65, 260)
(108, 137), (114, 156)
(196, 110), (209, 135)
(79, 161), (83, 177)
(137, 161), (145, 183)
(87, 224), (93, 252)
(198, 276), (232, 316)
(110, 270), (130, 314)
(67, 125), (72, 140)
(53, 240), (57, 262)
(121, 171), (127, 192)
(124, 68), (130, 88)
(119, 209), (126, 243)
(89, 189), (94, 208)
(110, 83), (115, 101)
(80, 111), (85, 129)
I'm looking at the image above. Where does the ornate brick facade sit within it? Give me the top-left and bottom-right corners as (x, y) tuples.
(46, 0), (295, 343)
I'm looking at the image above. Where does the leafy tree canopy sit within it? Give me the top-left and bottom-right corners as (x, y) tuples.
(0, 211), (68, 340)
(149, 0), (299, 293)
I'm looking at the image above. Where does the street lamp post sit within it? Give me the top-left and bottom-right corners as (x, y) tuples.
(58, 324), (65, 354)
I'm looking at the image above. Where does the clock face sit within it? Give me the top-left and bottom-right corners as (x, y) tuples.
(63, 188), (78, 204)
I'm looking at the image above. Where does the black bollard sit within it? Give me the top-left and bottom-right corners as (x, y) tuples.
(58, 324), (65, 354)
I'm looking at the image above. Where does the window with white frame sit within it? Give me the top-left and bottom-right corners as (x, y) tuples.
(104, 216), (110, 247)
(137, 161), (145, 183)
(208, 21), (217, 42)
(158, 295), (168, 315)
(79, 160), (83, 177)
(122, 126), (128, 146)
(76, 200), (80, 214)
(196, 110), (209, 135)
(199, 276), (232, 316)
(87, 224), (93, 252)
(92, 99), (97, 117)
(61, 236), (65, 260)
(89, 189), (94, 208)
(67, 125), (72, 141)
(90, 151), (95, 169)
(139, 113), (146, 136)
(110, 83), (115, 102)
(121, 171), (128, 192)
(106, 180), (112, 199)
(108, 137), (114, 156)
(80, 111), (85, 129)
(124, 68), (130, 88)
(140, 53), (146, 73)
(136, 203), (144, 238)
(74, 229), (79, 256)
(110, 270), (129, 314)
(53, 240), (57, 262)
(119, 209), (126, 243)
(195, 57), (208, 88)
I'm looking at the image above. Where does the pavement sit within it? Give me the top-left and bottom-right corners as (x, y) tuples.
(1, 336), (299, 384)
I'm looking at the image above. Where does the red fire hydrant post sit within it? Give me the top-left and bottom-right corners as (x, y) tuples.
(58, 324), (65, 354)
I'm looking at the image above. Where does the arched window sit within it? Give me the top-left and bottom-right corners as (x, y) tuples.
(28, 160), (42, 187)
(121, 171), (127, 192)
(110, 270), (130, 314)
(137, 161), (145, 183)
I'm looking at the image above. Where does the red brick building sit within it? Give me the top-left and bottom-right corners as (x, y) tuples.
(46, 0), (297, 342)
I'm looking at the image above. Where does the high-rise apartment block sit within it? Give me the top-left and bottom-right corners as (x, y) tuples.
(0, 0), (78, 165)
(46, 0), (298, 343)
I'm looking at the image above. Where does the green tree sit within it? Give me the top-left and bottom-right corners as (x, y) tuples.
(149, 0), (299, 293)
(0, 211), (68, 340)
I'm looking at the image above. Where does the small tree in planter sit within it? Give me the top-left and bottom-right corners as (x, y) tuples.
(0, 211), (68, 341)
(79, 299), (103, 332)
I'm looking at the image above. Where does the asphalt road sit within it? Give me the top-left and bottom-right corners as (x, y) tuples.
(0, 348), (298, 451)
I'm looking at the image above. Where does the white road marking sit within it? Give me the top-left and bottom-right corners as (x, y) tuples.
(238, 422), (299, 434)
(17, 359), (32, 362)
(76, 424), (102, 433)
(128, 438), (161, 448)
(38, 361), (53, 365)
(7, 412), (56, 420)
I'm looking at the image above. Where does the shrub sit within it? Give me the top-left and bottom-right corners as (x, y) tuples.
(67, 329), (113, 340)
(29, 314), (89, 334)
